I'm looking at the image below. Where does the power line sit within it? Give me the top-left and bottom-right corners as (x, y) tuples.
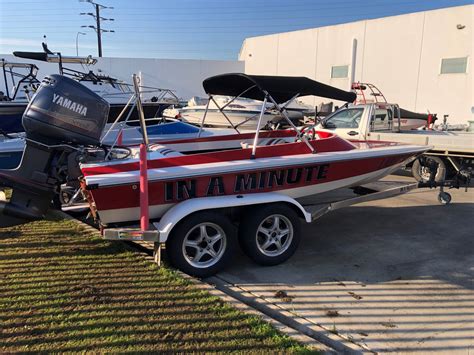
(0, 0), (463, 7)
(1, 6), (460, 23)
(1, 0), (463, 12)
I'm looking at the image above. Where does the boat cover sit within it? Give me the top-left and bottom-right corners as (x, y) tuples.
(203, 73), (357, 103)
(399, 108), (433, 121)
(13, 51), (97, 65)
(13, 51), (49, 62)
(138, 121), (200, 136)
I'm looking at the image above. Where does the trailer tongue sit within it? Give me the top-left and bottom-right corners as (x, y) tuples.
(0, 74), (109, 227)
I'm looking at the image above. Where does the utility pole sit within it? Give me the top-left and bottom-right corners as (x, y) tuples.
(80, 0), (114, 57)
(95, 3), (102, 57)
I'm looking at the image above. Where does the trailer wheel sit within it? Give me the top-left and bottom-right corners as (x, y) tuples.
(438, 191), (452, 205)
(166, 211), (237, 278)
(412, 156), (446, 183)
(239, 204), (301, 266)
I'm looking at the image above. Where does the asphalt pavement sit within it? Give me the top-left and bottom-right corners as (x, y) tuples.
(211, 176), (474, 353)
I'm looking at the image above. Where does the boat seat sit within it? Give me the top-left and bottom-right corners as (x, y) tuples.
(240, 138), (287, 149)
(129, 144), (183, 159)
(149, 144), (184, 158)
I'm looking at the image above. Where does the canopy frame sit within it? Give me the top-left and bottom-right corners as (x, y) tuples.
(1, 58), (40, 101)
(196, 73), (358, 156)
(197, 89), (314, 154)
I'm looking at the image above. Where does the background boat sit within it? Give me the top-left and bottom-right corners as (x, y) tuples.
(164, 95), (311, 129)
(0, 45), (180, 134)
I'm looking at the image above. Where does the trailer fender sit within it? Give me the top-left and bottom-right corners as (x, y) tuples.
(154, 193), (312, 243)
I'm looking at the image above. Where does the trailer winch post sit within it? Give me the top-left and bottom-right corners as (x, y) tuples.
(139, 143), (149, 231)
(135, 75), (161, 265)
(139, 119), (162, 266)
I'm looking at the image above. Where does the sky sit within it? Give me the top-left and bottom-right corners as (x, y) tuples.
(0, 0), (471, 60)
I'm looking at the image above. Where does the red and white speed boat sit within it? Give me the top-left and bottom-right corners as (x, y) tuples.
(81, 133), (426, 225)
(79, 73), (429, 225)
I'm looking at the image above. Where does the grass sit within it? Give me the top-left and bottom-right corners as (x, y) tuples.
(0, 215), (314, 353)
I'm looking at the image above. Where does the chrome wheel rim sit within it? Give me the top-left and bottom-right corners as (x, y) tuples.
(256, 214), (293, 257)
(182, 222), (226, 269)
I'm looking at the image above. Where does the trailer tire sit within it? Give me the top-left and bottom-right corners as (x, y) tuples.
(412, 156), (446, 183)
(166, 211), (237, 278)
(239, 204), (301, 266)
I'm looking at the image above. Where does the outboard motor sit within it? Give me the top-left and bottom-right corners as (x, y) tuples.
(0, 74), (109, 227)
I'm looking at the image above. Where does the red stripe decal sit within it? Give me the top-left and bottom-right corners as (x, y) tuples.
(89, 153), (411, 212)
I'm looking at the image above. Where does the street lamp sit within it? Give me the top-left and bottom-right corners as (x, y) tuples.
(76, 32), (86, 56)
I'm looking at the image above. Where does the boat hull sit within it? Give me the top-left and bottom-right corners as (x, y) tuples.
(0, 149), (23, 169)
(180, 109), (303, 129)
(0, 103), (27, 134)
(82, 136), (426, 225)
(399, 118), (427, 130)
(94, 161), (411, 225)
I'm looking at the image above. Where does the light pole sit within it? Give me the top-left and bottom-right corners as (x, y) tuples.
(79, 0), (114, 57)
(76, 32), (86, 56)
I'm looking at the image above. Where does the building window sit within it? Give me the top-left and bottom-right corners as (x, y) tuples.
(440, 57), (468, 74)
(331, 65), (349, 78)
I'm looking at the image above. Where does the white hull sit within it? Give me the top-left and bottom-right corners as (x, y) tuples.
(399, 118), (428, 130)
(180, 109), (277, 129)
(97, 163), (405, 224)
(180, 109), (303, 129)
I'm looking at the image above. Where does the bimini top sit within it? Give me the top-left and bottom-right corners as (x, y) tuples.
(203, 73), (357, 103)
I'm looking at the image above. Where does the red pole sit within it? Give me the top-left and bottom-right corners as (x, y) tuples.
(139, 143), (149, 231)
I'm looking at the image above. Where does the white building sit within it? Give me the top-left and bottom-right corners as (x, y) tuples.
(240, 5), (473, 126)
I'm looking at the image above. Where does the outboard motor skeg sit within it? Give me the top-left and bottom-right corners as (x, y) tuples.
(0, 75), (109, 227)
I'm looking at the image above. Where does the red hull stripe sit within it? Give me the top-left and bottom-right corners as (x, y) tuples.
(82, 135), (356, 177)
(89, 153), (411, 211)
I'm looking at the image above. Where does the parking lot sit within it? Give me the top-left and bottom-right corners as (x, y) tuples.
(210, 177), (474, 353)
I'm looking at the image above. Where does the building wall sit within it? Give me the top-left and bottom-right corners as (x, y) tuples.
(240, 5), (473, 125)
(0, 55), (244, 100)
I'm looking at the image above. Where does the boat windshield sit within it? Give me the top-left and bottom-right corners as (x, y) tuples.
(324, 108), (364, 129)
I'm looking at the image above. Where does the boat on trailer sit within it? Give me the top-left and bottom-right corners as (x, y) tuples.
(2, 73), (451, 277)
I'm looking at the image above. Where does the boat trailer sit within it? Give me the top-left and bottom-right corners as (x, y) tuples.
(101, 153), (463, 274)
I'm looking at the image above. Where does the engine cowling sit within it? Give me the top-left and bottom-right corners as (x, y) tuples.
(23, 74), (109, 145)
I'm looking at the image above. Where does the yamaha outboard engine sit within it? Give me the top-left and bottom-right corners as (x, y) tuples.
(0, 74), (109, 227)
